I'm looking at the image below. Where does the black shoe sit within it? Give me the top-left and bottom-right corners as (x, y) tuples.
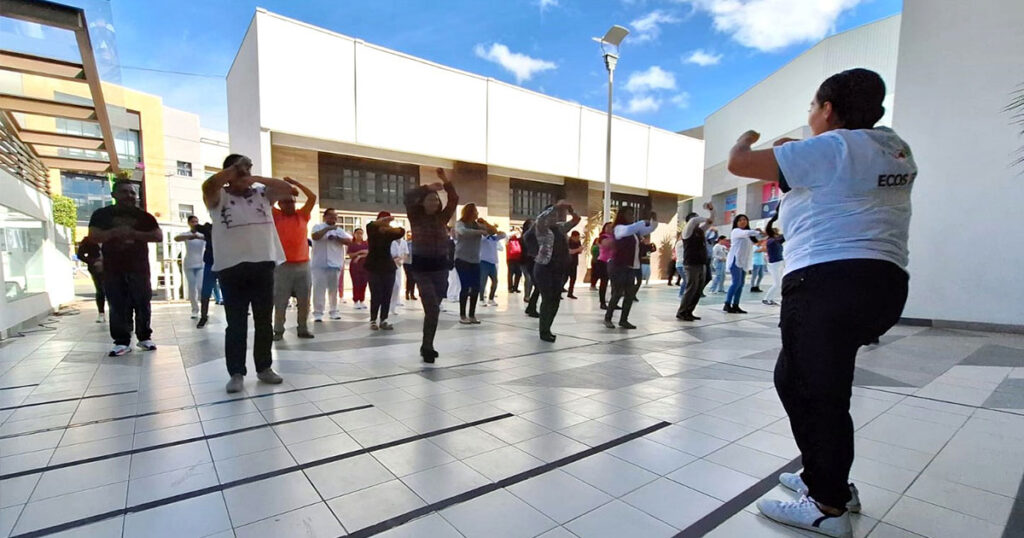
(567, 295), (577, 299)
(599, 304), (607, 310)
(525, 309), (540, 318)
(677, 314), (696, 321)
(633, 297), (639, 303)
(540, 332), (557, 342)
(273, 332), (283, 341)
(691, 314), (702, 320)
(196, 317), (208, 329)
(700, 293), (706, 298)
(724, 304), (734, 313)
(619, 321), (637, 330)
(733, 305), (748, 314)
(297, 331), (315, 339)
(421, 347), (438, 363)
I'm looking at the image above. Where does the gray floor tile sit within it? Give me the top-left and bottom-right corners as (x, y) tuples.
(440, 489), (558, 538)
(565, 499), (678, 537)
(508, 470), (613, 524)
(235, 502), (344, 538)
(328, 479), (425, 533)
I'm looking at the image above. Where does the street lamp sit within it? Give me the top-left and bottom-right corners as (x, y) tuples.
(593, 25), (629, 221)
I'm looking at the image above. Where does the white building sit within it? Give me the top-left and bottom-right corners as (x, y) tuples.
(226, 9), (706, 282)
(695, 3), (1023, 329)
(164, 113), (229, 225)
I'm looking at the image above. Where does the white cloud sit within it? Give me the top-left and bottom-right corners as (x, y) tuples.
(536, 0), (559, 11)
(677, 0), (863, 52)
(624, 95), (662, 114)
(629, 10), (682, 42)
(624, 66), (677, 94)
(670, 92), (691, 108)
(474, 43), (557, 83)
(684, 49), (723, 66)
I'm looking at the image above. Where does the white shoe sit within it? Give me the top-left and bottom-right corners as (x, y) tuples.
(190, 313), (198, 319)
(97, 313), (106, 323)
(313, 315), (323, 323)
(396, 302), (405, 307)
(109, 344), (132, 357)
(329, 311), (342, 320)
(136, 340), (157, 351)
(779, 473), (861, 513)
(757, 495), (852, 538)
(489, 300), (498, 307)
(439, 304), (448, 312)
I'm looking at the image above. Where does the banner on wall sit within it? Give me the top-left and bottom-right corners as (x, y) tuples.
(761, 182), (781, 218)
(724, 192), (737, 223)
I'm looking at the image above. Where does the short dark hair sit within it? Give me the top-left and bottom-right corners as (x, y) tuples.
(323, 207), (336, 216)
(222, 154), (248, 169)
(111, 179), (134, 194)
(815, 68), (886, 130)
(685, 211), (698, 222)
(717, 236), (728, 242)
(354, 228), (363, 233)
(187, 215), (198, 221)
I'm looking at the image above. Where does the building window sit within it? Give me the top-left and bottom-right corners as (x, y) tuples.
(176, 161), (193, 177)
(611, 192), (651, 220)
(510, 178), (564, 220)
(178, 204), (194, 222)
(319, 154), (419, 211)
(1, 204), (47, 300)
(60, 172), (111, 223)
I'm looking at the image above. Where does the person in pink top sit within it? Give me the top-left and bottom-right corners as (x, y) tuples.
(594, 222), (615, 310)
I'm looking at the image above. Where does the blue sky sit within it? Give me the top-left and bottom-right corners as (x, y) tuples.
(41, 0), (902, 133)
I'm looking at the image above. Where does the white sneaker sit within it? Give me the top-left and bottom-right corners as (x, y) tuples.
(779, 473), (861, 513)
(313, 314), (324, 323)
(190, 312), (198, 319)
(757, 495), (852, 538)
(329, 311), (343, 320)
(489, 300), (498, 307)
(439, 303), (448, 312)
(97, 313), (106, 323)
(136, 340), (157, 351)
(109, 344), (132, 357)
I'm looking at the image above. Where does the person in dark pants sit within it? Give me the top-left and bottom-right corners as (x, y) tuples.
(204, 154), (296, 393)
(402, 232), (417, 301)
(194, 221), (221, 328)
(531, 201), (581, 341)
(76, 236), (106, 323)
(676, 203), (715, 321)
(454, 204), (497, 324)
(87, 180), (162, 357)
(405, 168), (459, 363)
(521, 219), (540, 317)
(604, 207), (657, 330)
(506, 232), (523, 293)
(728, 68), (916, 538)
(563, 230), (584, 299)
(594, 222), (614, 309)
(365, 212), (405, 330)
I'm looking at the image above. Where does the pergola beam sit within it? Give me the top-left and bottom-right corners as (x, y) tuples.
(40, 155), (110, 173)
(18, 129), (105, 150)
(0, 49), (86, 81)
(0, 93), (96, 120)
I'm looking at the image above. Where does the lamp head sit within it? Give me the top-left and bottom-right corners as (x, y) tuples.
(601, 25), (629, 47)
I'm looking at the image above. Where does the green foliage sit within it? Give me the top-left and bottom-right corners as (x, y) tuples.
(52, 194), (77, 241)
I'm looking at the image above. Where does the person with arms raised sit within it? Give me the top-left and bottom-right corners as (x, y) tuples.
(271, 177), (316, 341)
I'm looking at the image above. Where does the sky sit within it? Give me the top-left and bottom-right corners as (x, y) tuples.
(15, 0), (903, 134)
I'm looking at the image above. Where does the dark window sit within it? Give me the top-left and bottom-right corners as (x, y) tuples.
(318, 154), (419, 211)
(60, 172), (111, 223)
(611, 192), (651, 220)
(510, 178), (565, 220)
(176, 161), (193, 177)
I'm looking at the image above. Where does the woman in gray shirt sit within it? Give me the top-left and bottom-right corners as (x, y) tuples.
(454, 203), (498, 324)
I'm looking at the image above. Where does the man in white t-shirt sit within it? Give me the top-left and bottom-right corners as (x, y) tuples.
(726, 68), (914, 538)
(202, 154), (297, 394)
(310, 208), (352, 321)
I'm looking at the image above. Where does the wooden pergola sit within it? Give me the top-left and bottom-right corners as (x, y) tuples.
(0, 0), (121, 194)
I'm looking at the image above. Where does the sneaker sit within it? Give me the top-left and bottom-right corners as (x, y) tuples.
(469, 317), (481, 324)
(567, 295), (578, 299)
(314, 316), (323, 323)
(540, 332), (556, 342)
(603, 320), (616, 329)
(196, 317), (208, 328)
(97, 313), (106, 323)
(779, 473), (861, 513)
(380, 321), (394, 331)
(225, 374), (244, 393)
(190, 313), (198, 320)
(459, 317), (473, 325)
(329, 312), (343, 320)
(108, 344), (132, 357)
(439, 303), (448, 312)
(273, 332), (284, 341)
(756, 495), (852, 538)
(489, 300), (498, 307)
(479, 301), (489, 308)
(370, 321), (379, 331)
(257, 368), (283, 384)
(297, 330), (315, 339)
(136, 340), (157, 351)
(619, 321), (637, 330)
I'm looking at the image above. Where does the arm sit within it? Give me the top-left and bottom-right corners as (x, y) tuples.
(286, 177), (316, 215)
(311, 224), (335, 241)
(201, 165), (241, 209)
(438, 169), (459, 222)
(559, 210), (582, 233)
(681, 217), (706, 240)
(727, 130), (780, 182)
(173, 231), (199, 241)
(249, 175), (299, 203)
(456, 221), (488, 238)
(614, 218), (658, 239)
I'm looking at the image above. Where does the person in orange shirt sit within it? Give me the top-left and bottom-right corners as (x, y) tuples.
(272, 178), (317, 341)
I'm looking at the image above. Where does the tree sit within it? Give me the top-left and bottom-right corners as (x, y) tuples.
(52, 194), (77, 241)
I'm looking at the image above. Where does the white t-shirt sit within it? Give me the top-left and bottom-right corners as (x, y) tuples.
(727, 228), (760, 271)
(673, 240), (685, 264)
(182, 236), (205, 269)
(774, 127), (917, 275)
(210, 185), (284, 272)
(391, 237), (409, 266)
(311, 223), (352, 269)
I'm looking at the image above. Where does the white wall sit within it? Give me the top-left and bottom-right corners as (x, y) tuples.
(893, 0), (1024, 326)
(200, 128), (230, 172)
(228, 9), (703, 196)
(163, 107), (206, 222)
(703, 15), (900, 168)
(0, 169), (74, 334)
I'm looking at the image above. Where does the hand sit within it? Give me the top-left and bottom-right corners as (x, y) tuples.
(427, 181), (444, 192)
(773, 137), (799, 147)
(379, 215), (395, 224)
(555, 199), (572, 209)
(703, 202), (714, 211)
(436, 168), (449, 182)
(737, 130), (760, 146)
(648, 211), (658, 222)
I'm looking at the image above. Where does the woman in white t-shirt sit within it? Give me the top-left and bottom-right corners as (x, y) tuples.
(174, 215), (207, 318)
(726, 68), (915, 538)
(723, 214), (761, 314)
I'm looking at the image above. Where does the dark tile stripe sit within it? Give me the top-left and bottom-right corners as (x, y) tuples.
(674, 456), (802, 538)
(0, 384), (38, 391)
(0, 389), (138, 412)
(344, 421), (672, 538)
(0, 403), (374, 480)
(9, 413), (514, 538)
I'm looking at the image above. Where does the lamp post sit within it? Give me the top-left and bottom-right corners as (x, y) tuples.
(593, 25), (629, 221)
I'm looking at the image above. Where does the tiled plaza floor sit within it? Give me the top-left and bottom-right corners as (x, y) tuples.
(1, 283), (1022, 538)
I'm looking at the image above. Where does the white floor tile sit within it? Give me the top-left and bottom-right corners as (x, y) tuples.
(562, 452), (659, 497)
(666, 459), (758, 501)
(223, 471), (321, 527)
(507, 470), (612, 524)
(883, 496), (1005, 538)
(564, 499), (678, 537)
(401, 460), (490, 503)
(327, 479), (425, 533)
(440, 489), (558, 538)
(235, 502), (344, 538)
(305, 453), (395, 500)
(123, 493), (232, 538)
(621, 477), (722, 529)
